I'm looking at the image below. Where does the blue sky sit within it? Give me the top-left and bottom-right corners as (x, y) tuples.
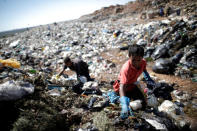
(0, 0), (133, 32)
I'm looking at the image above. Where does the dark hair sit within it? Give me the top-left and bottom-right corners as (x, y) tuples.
(64, 57), (71, 63)
(128, 45), (144, 57)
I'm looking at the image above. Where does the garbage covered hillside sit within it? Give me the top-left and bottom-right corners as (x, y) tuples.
(0, 0), (197, 130)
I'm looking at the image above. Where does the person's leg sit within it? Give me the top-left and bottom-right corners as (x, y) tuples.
(126, 86), (147, 109)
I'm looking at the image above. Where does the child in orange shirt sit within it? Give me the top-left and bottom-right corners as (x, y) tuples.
(113, 45), (155, 119)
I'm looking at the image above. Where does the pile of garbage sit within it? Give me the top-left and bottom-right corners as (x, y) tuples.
(1, 16), (196, 80)
(0, 66), (196, 130)
(119, 17), (197, 81)
(0, 0), (197, 130)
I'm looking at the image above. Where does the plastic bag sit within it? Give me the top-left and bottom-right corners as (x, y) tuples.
(152, 44), (170, 60)
(78, 76), (87, 83)
(145, 119), (167, 130)
(152, 58), (175, 74)
(9, 40), (20, 48)
(107, 91), (120, 103)
(171, 52), (183, 64)
(82, 81), (98, 90)
(158, 100), (176, 115)
(0, 80), (34, 101)
(50, 75), (77, 86)
(0, 59), (20, 68)
(130, 100), (142, 110)
(147, 92), (159, 108)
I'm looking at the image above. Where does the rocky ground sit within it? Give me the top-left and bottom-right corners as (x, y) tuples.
(0, 0), (197, 131)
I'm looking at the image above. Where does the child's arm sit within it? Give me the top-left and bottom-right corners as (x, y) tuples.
(143, 69), (155, 86)
(119, 83), (126, 97)
(119, 83), (134, 119)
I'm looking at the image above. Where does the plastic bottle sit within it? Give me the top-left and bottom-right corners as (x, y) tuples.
(0, 59), (20, 68)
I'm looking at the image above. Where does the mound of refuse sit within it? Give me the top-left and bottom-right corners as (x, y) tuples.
(0, 0), (197, 130)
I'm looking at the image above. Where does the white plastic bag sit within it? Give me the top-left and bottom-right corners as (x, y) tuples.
(145, 119), (167, 130)
(82, 81), (98, 90)
(9, 40), (20, 48)
(158, 100), (176, 115)
(50, 75), (77, 86)
(0, 80), (34, 101)
(130, 100), (142, 110)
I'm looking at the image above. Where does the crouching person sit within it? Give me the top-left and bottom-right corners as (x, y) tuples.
(112, 45), (155, 119)
(58, 56), (93, 93)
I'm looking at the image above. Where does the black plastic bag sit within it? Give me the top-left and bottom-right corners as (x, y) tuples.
(151, 44), (170, 60)
(152, 58), (175, 74)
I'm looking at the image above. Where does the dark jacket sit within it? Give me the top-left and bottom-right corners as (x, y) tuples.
(64, 58), (91, 81)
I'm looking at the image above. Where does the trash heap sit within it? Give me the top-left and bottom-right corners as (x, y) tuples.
(119, 16), (197, 81)
(0, 2), (197, 130)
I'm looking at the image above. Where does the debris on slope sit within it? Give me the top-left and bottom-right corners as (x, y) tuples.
(0, 0), (197, 130)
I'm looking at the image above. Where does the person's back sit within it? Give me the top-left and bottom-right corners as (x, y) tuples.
(72, 58), (91, 81)
(58, 57), (93, 94)
(59, 57), (92, 81)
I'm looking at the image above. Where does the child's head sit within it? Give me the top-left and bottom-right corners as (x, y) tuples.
(64, 57), (72, 67)
(128, 44), (144, 57)
(128, 45), (144, 69)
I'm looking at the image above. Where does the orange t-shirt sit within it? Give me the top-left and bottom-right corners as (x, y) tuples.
(113, 59), (146, 92)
